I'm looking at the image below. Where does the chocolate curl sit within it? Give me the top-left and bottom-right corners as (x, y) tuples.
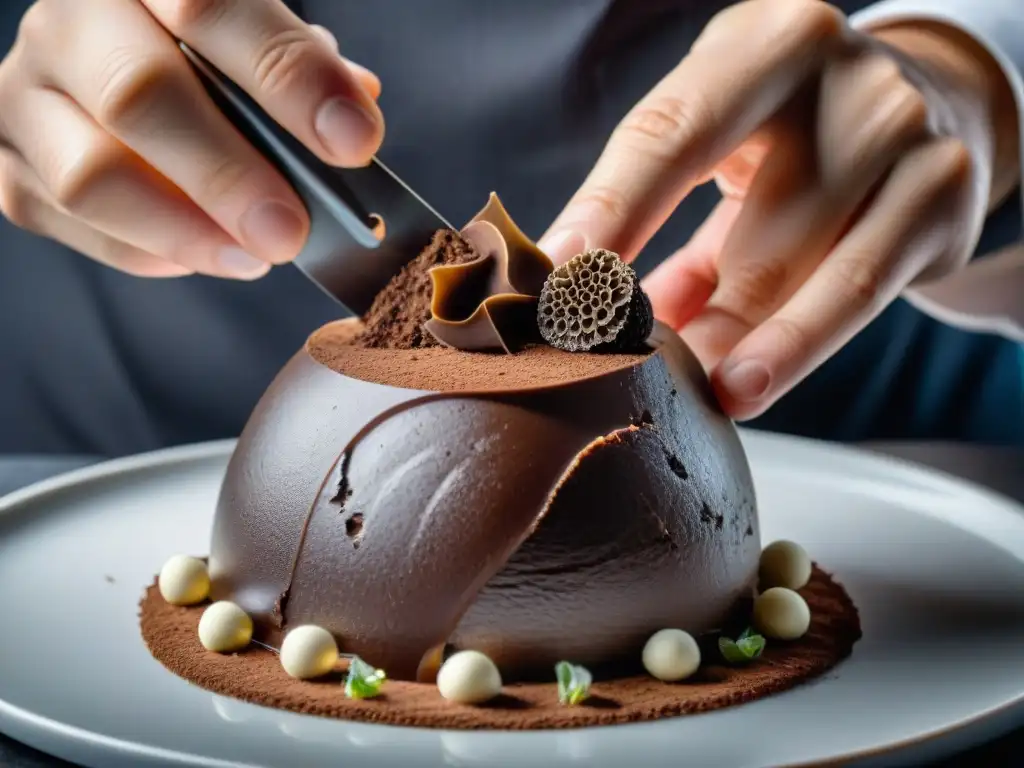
(424, 194), (553, 353)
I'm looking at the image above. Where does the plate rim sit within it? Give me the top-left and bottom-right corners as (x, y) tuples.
(1, 431), (1023, 768)
(0, 438), (236, 520)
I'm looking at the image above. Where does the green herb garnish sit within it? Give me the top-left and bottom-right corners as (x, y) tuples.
(718, 627), (766, 665)
(555, 661), (592, 706)
(344, 655), (386, 699)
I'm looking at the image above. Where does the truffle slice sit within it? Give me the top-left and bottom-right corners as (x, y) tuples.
(537, 249), (654, 352)
(424, 194), (553, 353)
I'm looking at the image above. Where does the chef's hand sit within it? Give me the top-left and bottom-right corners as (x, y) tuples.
(0, 0), (383, 279)
(540, 0), (1019, 420)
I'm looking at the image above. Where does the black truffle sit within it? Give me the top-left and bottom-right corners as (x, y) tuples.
(537, 249), (654, 353)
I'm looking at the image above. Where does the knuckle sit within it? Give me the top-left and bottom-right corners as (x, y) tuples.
(252, 30), (323, 95)
(701, 2), (746, 40)
(617, 92), (710, 154)
(16, 3), (49, 46)
(11, 3), (50, 71)
(194, 153), (255, 203)
(862, 56), (930, 136)
(0, 171), (37, 231)
(158, 0), (230, 33)
(896, 85), (930, 136)
(832, 252), (886, 311)
(0, 60), (18, 119)
(773, 0), (842, 42)
(569, 185), (632, 224)
(764, 315), (811, 359)
(861, 53), (904, 90)
(104, 243), (163, 277)
(723, 258), (792, 315)
(701, 1), (841, 54)
(901, 139), (973, 210)
(749, 0), (841, 42)
(95, 48), (182, 131)
(799, 1), (845, 42)
(49, 139), (128, 215)
(926, 138), (972, 192)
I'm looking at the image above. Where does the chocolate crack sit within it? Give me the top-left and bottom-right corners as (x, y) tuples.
(665, 450), (689, 480)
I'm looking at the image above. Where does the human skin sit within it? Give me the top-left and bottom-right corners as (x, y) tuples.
(537, 0), (1020, 420)
(0, 0), (383, 279)
(0, 1), (1017, 421)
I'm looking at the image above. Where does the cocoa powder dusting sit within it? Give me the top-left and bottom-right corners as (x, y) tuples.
(309, 319), (650, 392)
(139, 565), (860, 730)
(358, 229), (479, 349)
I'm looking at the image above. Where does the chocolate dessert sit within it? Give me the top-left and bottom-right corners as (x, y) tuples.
(141, 194), (860, 728)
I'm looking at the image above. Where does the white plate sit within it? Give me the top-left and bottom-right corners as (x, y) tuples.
(2, 434), (1024, 768)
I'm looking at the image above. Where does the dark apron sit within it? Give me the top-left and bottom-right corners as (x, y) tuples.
(0, 0), (1019, 454)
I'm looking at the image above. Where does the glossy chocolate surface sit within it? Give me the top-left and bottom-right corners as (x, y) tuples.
(209, 320), (760, 681)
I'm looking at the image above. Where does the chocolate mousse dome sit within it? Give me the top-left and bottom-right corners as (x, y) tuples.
(207, 318), (760, 682)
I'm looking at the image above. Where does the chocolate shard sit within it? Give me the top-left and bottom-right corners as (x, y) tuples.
(537, 249), (654, 353)
(424, 194), (553, 353)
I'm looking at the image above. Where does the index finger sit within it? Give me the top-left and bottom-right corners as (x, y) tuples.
(144, 0), (384, 167)
(540, 0), (845, 264)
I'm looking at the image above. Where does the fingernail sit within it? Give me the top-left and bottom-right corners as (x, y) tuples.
(315, 97), (379, 164)
(239, 201), (307, 264)
(538, 229), (586, 264)
(217, 246), (271, 279)
(718, 359), (771, 402)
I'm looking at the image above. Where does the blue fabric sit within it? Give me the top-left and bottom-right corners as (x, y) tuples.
(751, 300), (1024, 443)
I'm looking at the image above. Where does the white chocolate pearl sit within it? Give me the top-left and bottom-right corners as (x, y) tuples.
(437, 650), (502, 704)
(279, 625), (339, 679)
(759, 540), (812, 590)
(753, 587), (811, 640)
(198, 601), (253, 652)
(158, 555), (210, 606)
(642, 628), (701, 682)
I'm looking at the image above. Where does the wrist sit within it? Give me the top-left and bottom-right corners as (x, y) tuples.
(870, 21), (1020, 206)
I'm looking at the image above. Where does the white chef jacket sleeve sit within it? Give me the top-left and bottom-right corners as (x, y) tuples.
(851, 0), (1024, 342)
